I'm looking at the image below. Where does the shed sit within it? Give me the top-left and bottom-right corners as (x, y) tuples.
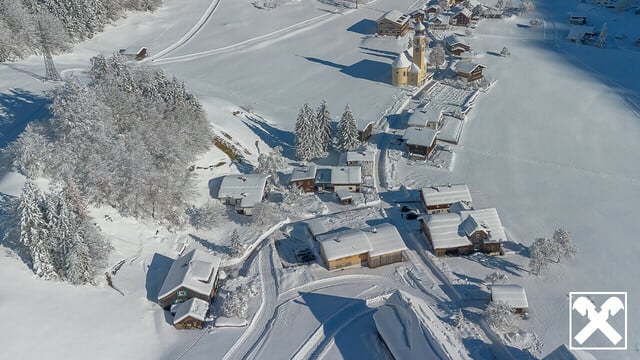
(173, 297), (209, 330)
(420, 184), (472, 214)
(158, 249), (221, 309)
(403, 127), (440, 159)
(217, 174), (270, 215)
(490, 285), (529, 313)
(290, 165), (317, 193)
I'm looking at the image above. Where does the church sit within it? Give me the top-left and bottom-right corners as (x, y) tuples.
(391, 21), (428, 87)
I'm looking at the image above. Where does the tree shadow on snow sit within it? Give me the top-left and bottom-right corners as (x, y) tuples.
(145, 253), (174, 302)
(0, 89), (51, 150)
(465, 253), (525, 277)
(302, 56), (391, 85)
(347, 19), (377, 35)
(208, 176), (225, 199)
(189, 233), (233, 257)
(241, 115), (296, 159)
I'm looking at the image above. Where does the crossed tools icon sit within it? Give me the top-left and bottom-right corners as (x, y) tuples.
(572, 296), (625, 345)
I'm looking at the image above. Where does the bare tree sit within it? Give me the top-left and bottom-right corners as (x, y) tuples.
(485, 301), (519, 333)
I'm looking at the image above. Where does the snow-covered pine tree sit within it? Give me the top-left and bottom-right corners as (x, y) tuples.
(316, 100), (332, 151)
(295, 102), (322, 161)
(597, 23), (607, 48)
(231, 228), (243, 256)
(336, 105), (360, 152)
(255, 146), (284, 186)
(500, 46), (510, 57)
(429, 44), (445, 68)
(19, 181), (58, 280)
(528, 237), (553, 274)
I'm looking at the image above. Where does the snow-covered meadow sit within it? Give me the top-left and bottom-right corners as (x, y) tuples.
(1, 0), (640, 358)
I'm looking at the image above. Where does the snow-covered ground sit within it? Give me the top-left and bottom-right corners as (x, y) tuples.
(2, 0), (640, 358)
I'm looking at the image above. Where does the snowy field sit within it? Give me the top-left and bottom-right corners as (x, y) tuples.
(1, 0), (640, 359)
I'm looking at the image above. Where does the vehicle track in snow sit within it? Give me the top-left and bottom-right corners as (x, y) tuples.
(151, 11), (335, 65)
(147, 0), (223, 61)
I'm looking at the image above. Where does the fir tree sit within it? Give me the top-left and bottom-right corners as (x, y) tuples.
(336, 105), (360, 152)
(316, 100), (332, 151)
(295, 102), (322, 161)
(19, 181), (57, 280)
(231, 229), (243, 256)
(597, 23), (607, 48)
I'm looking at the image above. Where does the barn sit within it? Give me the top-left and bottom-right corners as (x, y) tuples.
(460, 208), (507, 254)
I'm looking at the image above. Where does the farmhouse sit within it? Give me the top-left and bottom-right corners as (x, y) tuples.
(460, 208), (507, 254)
(420, 184), (472, 214)
(444, 34), (471, 55)
(403, 127), (440, 159)
(317, 223), (407, 270)
(217, 174), (269, 215)
(172, 297), (209, 330)
(289, 165), (317, 193)
(455, 62), (485, 82)
(429, 14), (450, 30)
(450, 8), (472, 26)
(490, 284), (529, 314)
(345, 150), (376, 166)
(158, 249), (221, 309)
(408, 108), (444, 129)
(420, 213), (474, 257)
(374, 291), (450, 359)
(330, 166), (362, 192)
(377, 10), (410, 37)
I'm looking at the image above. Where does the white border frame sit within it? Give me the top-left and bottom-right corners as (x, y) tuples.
(569, 291), (627, 351)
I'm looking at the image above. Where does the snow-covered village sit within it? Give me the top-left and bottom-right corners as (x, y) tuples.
(0, 0), (639, 359)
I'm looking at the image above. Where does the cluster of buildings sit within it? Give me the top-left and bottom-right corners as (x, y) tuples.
(418, 184), (507, 257)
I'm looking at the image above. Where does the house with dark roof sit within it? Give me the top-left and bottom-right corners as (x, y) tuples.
(157, 249), (222, 310)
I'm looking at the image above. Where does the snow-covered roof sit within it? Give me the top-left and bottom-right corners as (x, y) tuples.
(491, 285), (529, 309)
(306, 218), (330, 238)
(290, 164), (317, 182)
(373, 291), (448, 359)
(173, 297), (209, 324)
(330, 166), (361, 185)
(414, 21), (426, 32)
(408, 108), (443, 127)
(422, 213), (472, 249)
(543, 345), (597, 360)
(460, 208), (507, 242)
(217, 174), (269, 209)
(392, 52), (412, 68)
(444, 34), (469, 47)
(158, 249), (221, 300)
(566, 26), (596, 41)
(409, 63), (421, 73)
(453, 8), (472, 19)
(459, 51), (473, 59)
(454, 61), (485, 74)
(460, 214), (489, 236)
(345, 150), (376, 163)
(379, 9), (410, 25)
(421, 184), (472, 207)
(430, 15), (450, 24)
(450, 200), (473, 213)
(317, 223), (406, 261)
(403, 127), (440, 146)
(317, 228), (371, 261)
(436, 116), (464, 143)
(335, 188), (354, 200)
(366, 223), (407, 257)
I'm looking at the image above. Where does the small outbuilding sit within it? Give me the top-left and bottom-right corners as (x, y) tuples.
(289, 165), (317, 193)
(172, 297), (209, 330)
(408, 108), (444, 129)
(158, 249), (221, 309)
(216, 174), (269, 215)
(455, 62), (485, 82)
(335, 189), (354, 205)
(377, 10), (411, 37)
(490, 284), (529, 314)
(345, 150), (376, 166)
(403, 127), (440, 159)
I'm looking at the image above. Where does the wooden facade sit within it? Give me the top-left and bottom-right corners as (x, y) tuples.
(457, 65), (485, 82)
(376, 17), (410, 37)
(369, 251), (403, 268)
(482, 241), (501, 255)
(158, 274), (219, 310)
(325, 253), (367, 271)
(359, 122), (374, 142)
(406, 139), (437, 160)
(450, 12), (471, 26)
(174, 317), (204, 330)
(291, 178), (315, 193)
(421, 221), (474, 256)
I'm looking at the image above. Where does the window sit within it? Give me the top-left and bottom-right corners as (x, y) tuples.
(173, 299), (185, 304)
(177, 290), (187, 297)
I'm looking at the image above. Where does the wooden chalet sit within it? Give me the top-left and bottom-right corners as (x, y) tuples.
(216, 174), (269, 215)
(491, 285), (529, 314)
(420, 184), (472, 214)
(426, 4), (441, 14)
(410, 9), (426, 22)
(289, 165), (317, 193)
(420, 213), (474, 257)
(450, 8), (472, 26)
(317, 224), (406, 270)
(173, 297), (209, 330)
(429, 15), (450, 30)
(455, 62), (485, 82)
(376, 10), (410, 37)
(444, 35), (471, 54)
(158, 249), (221, 309)
(402, 127), (440, 159)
